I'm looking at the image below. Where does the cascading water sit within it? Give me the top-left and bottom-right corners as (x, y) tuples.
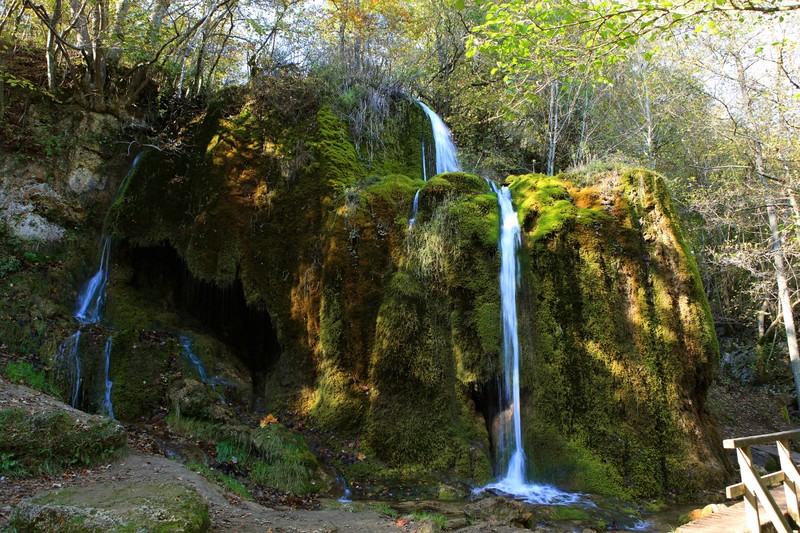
(101, 336), (115, 419)
(75, 236), (111, 324)
(418, 101), (461, 175)
(409, 100), (462, 228)
(55, 152), (143, 414)
(55, 331), (81, 407)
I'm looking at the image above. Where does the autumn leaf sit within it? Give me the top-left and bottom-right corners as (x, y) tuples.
(260, 414), (278, 427)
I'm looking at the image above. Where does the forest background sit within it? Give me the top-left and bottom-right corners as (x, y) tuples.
(2, 0), (800, 403)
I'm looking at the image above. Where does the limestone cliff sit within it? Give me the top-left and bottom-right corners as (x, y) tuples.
(101, 84), (726, 499)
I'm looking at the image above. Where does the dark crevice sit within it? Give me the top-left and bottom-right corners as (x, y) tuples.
(124, 243), (280, 407)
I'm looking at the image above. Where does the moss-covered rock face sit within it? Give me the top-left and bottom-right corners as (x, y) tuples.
(102, 84), (725, 499)
(510, 170), (726, 500)
(11, 482), (209, 532)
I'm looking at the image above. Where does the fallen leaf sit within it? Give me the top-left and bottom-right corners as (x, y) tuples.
(395, 518), (408, 527)
(260, 414), (278, 427)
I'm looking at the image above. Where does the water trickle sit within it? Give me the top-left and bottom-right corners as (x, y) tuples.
(101, 335), (115, 419)
(75, 236), (112, 324)
(179, 335), (233, 402)
(336, 473), (353, 503)
(55, 331), (82, 407)
(409, 100), (461, 228)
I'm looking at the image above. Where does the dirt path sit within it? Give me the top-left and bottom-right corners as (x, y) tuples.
(0, 449), (426, 532)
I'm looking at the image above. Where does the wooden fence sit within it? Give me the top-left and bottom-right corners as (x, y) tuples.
(724, 428), (800, 533)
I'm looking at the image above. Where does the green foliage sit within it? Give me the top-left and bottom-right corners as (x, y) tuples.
(187, 461), (251, 499)
(1, 452), (26, 478)
(412, 512), (448, 529)
(169, 414), (323, 495)
(373, 503), (399, 517)
(0, 255), (21, 277)
(2, 360), (55, 394)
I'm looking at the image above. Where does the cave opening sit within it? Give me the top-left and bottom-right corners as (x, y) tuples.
(470, 378), (505, 477)
(123, 243), (281, 408)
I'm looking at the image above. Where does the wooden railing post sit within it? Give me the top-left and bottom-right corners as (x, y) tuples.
(777, 438), (800, 522)
(737, 446), (762, 532)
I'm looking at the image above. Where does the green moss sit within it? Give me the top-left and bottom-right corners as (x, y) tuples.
(552, 507), (591, 521)
(509, 167), (724, 501)
(2, 360), (55, 394)
(109, 331), (178, 420)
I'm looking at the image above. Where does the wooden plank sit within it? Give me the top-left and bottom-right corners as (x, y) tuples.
(724, 428), (800, 449)
(677, 487), (789, 532)
(727, 471), (785, 499)
(738, 446), (761, 532)
(737, 447), (791, 533)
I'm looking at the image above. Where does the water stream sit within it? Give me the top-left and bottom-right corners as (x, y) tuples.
(55, 152), (143, 414)
(179, 335), (233, 403)
(101, 335), (115, 418)
(483, 181), (577, 504)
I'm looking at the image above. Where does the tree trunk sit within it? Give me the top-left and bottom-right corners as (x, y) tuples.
(46, 0), (62, 92)
(759, 150), (800, 407)
(642, 81), (656, 170)
(546, 80), (559, 176)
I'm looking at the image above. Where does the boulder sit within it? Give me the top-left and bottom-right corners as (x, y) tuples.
(463, 496), (533, 527)
(0, 381), (127, 477)
(11, 482), (209, 532)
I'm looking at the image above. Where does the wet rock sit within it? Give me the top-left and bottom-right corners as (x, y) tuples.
(463, 496), (533, 527)
(11, 482), (209, 532)
(169, 377), (234, 423)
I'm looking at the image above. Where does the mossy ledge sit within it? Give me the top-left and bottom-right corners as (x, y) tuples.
(103, 85), (727, 500)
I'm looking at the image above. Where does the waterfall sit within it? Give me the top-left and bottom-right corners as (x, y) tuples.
(409, 100), (461, 228)
(417, 101), (461, 175)
(409, 104), (576, 503)
(56, 152), (143, 414)
(101, 336), (115, 419)
(490, 182), (525, 481)
(482, 182), (579, 505)
(75, 236), (112, 324)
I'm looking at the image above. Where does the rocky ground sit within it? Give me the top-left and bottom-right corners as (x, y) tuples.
(1, 364), (796, 532)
